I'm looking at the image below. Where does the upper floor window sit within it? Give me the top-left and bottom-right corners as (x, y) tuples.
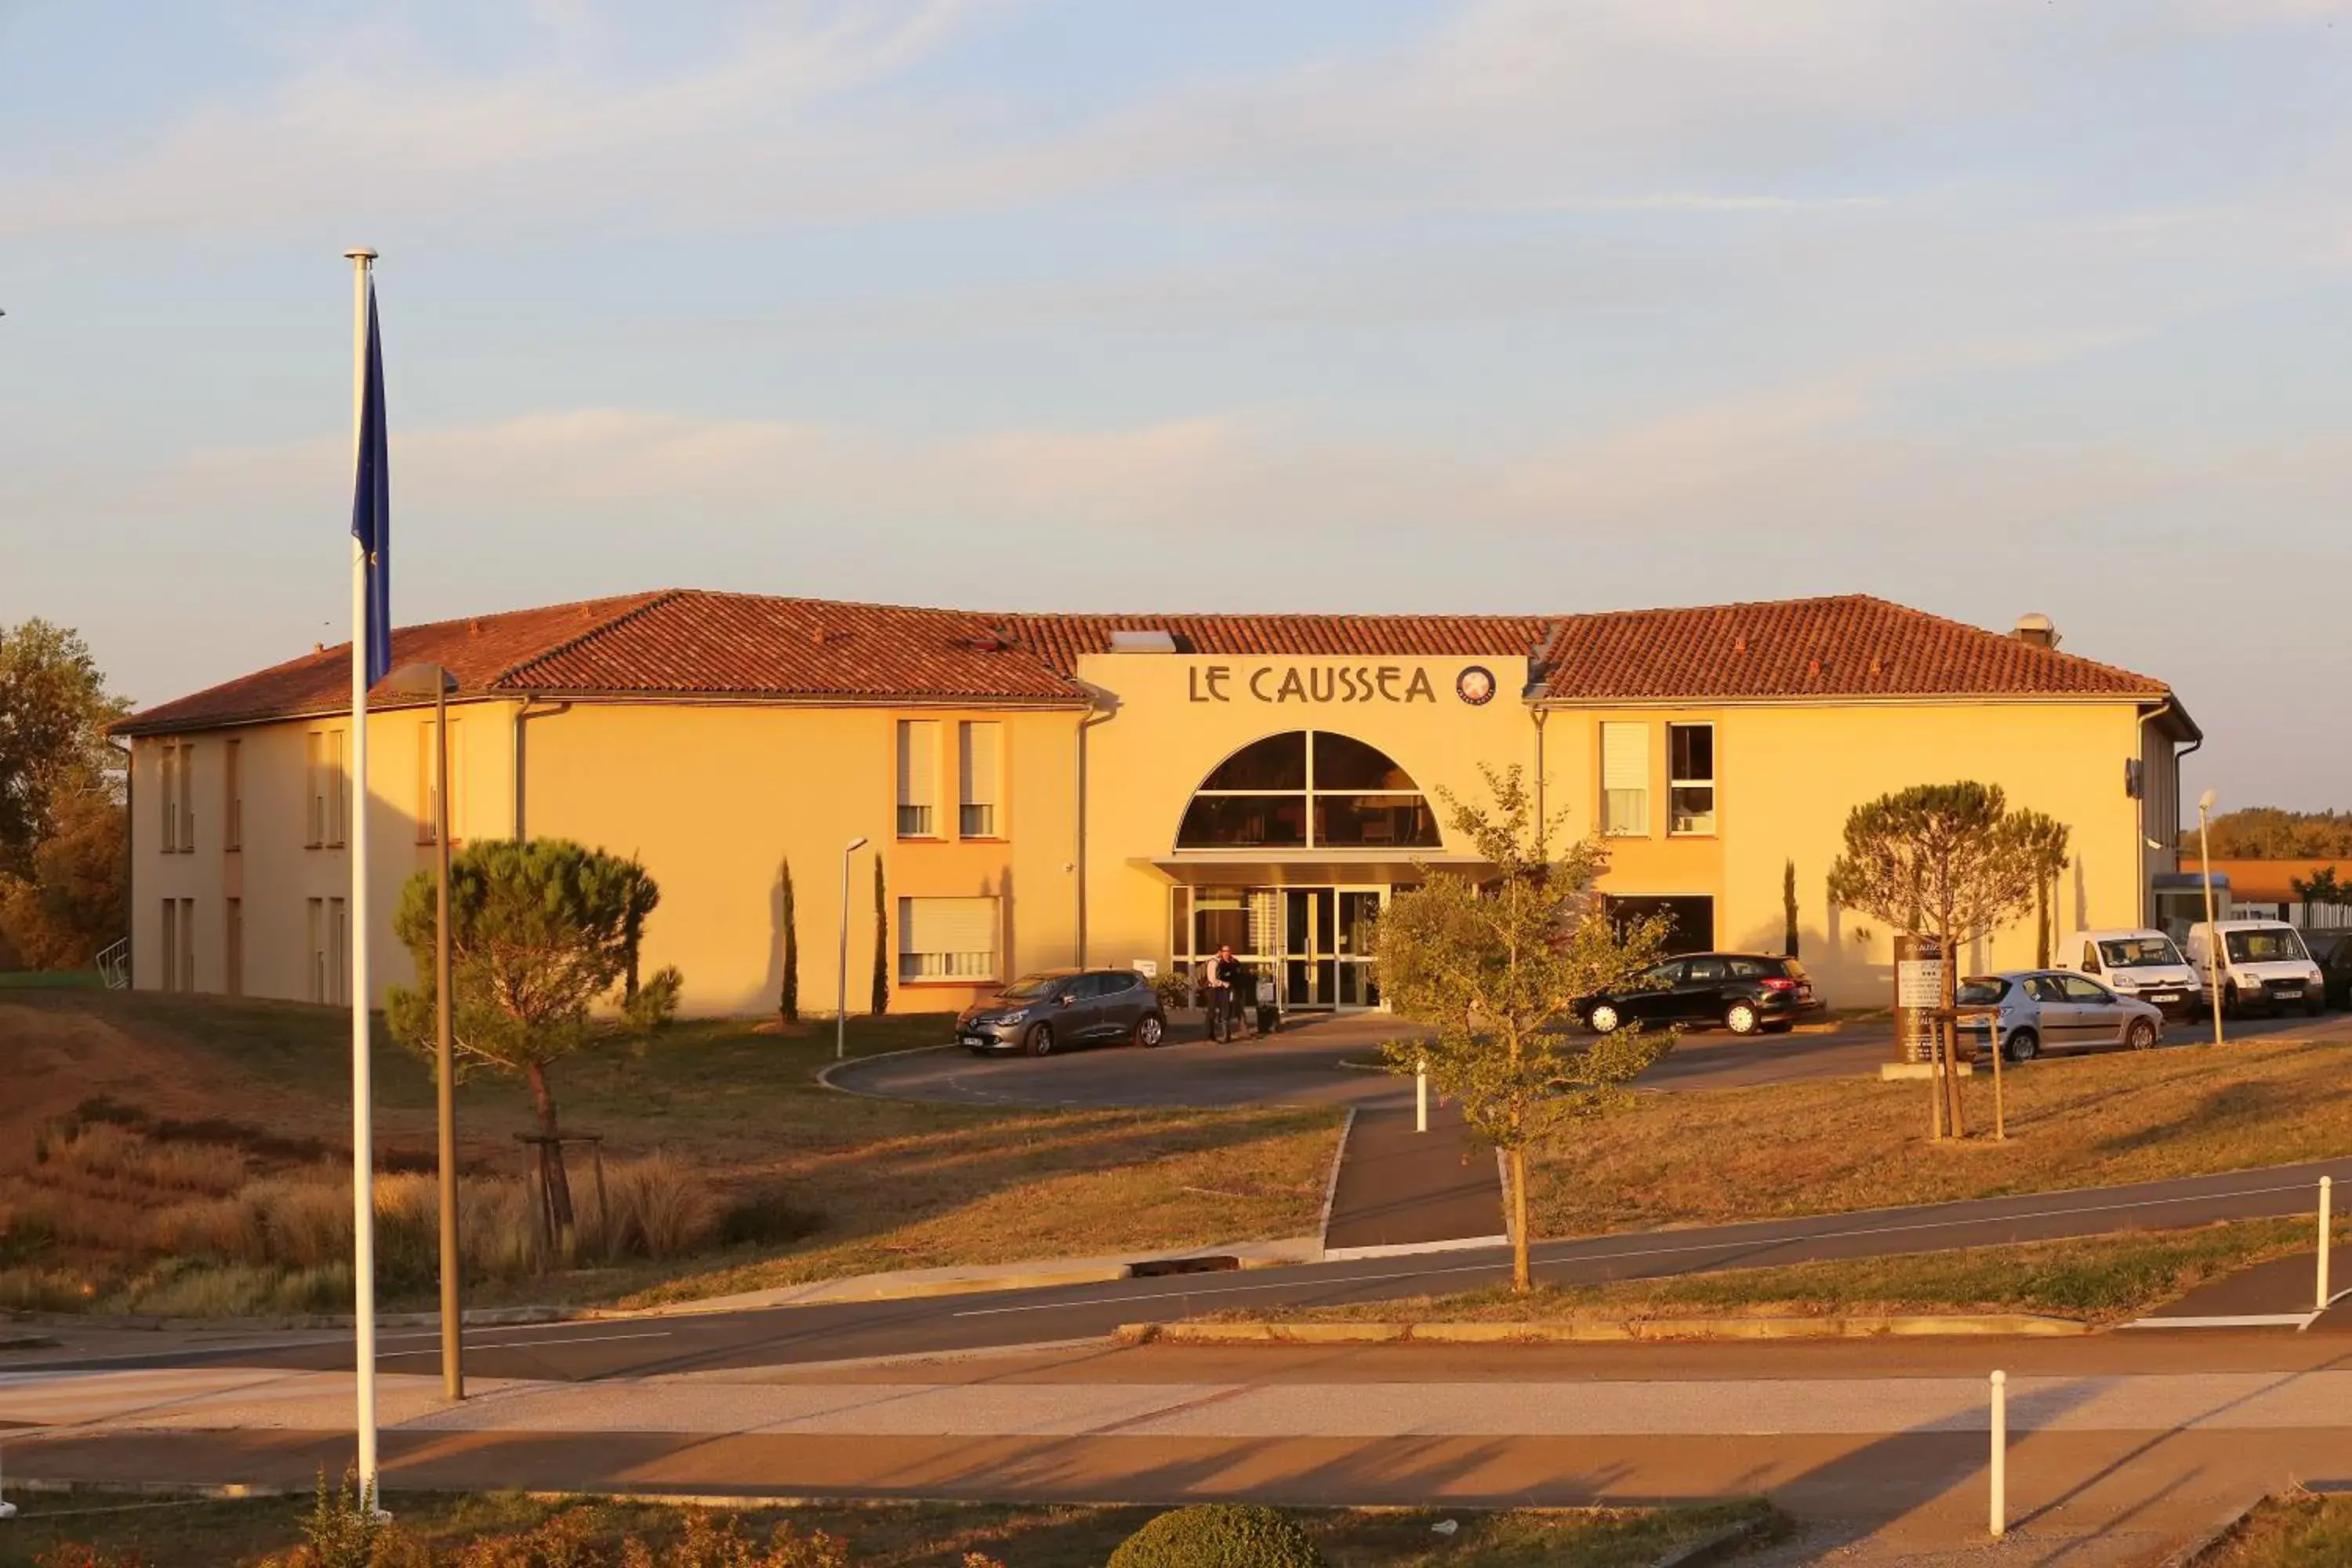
(307, 729), (346, 848)
(895, 720), (940, 838)
(1668, 723), (1715, 836)
(958, 721), (1002, 838)
(158, 741), (182, 854)
(1175, 731), (1439, 851)
(416, 718), (465, 845)
(223, 739), (242, 852)
(1601, 722), (1649, 837)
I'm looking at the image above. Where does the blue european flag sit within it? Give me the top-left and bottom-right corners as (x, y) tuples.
(350, 282), (392, 686)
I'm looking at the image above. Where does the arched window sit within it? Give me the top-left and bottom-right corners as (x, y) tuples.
(1176, 731), (1440, 850)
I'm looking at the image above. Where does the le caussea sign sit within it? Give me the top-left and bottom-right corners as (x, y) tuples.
(1188, 662), (1500, 706)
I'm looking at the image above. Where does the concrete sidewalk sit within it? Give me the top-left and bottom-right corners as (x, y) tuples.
(1320, 1102), (1507, 1258)
(8, 1355), (2347, 1567)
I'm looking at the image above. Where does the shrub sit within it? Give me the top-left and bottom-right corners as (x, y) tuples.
(299, 1468), (387, 1568)
(717, 1189), (821, 1249)
(1106, 1504), (1325, 1568)
(597, 1153), (723, 1260)
(0, 1266), (94, 1311)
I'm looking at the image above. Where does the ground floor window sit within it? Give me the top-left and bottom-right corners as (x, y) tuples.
(1602, 894), (1715, 956)
(898, 895), (999, 983)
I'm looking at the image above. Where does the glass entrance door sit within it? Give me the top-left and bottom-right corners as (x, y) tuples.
(1281, 886), (1386, 1010)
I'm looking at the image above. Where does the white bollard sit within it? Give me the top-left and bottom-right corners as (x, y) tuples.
(2321, 1176), (2334, 1312)
(1988, 1370), (2007, 1538)
(1416, 1059), (1428, 1133)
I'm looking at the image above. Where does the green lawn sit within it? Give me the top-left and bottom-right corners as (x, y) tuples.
(0, 1492), (1784, 1568)
(1201, 1218), (2348, 1328)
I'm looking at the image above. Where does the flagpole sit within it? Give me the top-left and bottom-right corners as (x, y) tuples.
(343, 244), (380, 1503)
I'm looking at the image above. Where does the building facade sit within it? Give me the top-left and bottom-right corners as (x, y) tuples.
(115, 590), (2199, 1015)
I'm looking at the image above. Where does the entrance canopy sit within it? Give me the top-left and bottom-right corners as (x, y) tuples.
(1145, 855), (1491, 887)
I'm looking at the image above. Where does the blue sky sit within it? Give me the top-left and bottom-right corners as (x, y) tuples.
(5, 0), (2350, 808)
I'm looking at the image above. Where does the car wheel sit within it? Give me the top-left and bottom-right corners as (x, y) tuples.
(1025, 1023), (1055, 1058)
(2309, 993), (2326, 1018)
(1725, 1001), (1762, 1036)
(2125, 1018), (2158, 1051)
(1134, 1012), (1165, 1048)
(2223, 983), (2241, 1019)
(1588, 1004), (1621, 1035)
(2003, 1028), (2040, 1063)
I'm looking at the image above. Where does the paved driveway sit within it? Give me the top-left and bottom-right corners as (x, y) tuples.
(829, 1007), (2352, 1111)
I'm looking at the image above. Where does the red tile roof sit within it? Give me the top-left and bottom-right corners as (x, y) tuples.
(114, 589), (2175, 735)
(1534, 595), (2168, 702)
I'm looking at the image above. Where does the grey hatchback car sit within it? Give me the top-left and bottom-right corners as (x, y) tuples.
(1957, 970), (2163, 1062)
(955, 968), (1167, 1056)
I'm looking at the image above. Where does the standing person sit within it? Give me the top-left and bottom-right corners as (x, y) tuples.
(1202, 945), (1240, 1041)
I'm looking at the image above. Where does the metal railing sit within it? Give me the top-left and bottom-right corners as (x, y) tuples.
(95, 938), (130, 990)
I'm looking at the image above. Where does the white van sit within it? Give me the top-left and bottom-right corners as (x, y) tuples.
(2183, 920), (2325, 1018)
(2063, 928), (2204, 1020)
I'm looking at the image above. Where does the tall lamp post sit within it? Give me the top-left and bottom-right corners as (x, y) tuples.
(838, 837), (869, 1060)
(385, 661), (463, 1400)
(2198, 787), (2225, 1051)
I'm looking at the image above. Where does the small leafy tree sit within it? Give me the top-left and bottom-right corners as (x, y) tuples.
(2292, 865), (2345, 920)
(778, 855), (800, 1024)
(1376, 766), (1672, 1292)
(1826, 783), (2043, 1139)
(1782, 858), (1800, 957)
(388, 838), (681, 1247)
(869, 857), (890, 1015)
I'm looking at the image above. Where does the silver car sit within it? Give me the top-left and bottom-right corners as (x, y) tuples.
(1958, 970), (2163, 1062)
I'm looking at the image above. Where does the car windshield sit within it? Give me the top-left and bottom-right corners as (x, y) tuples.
(2100, 937), (2183, 968)
(995, 975), (1067, 1000)
(1957, 978), (2009, 1005)
(2225, 929), (2310, 964)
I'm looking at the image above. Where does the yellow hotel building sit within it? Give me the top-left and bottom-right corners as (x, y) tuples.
(115, 590), (2199, 1016)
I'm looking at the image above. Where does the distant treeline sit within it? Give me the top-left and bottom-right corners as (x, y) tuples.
(2180, 808), (2352, 859)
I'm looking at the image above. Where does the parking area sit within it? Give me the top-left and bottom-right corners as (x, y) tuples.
(826, 1007), (2352, 1110)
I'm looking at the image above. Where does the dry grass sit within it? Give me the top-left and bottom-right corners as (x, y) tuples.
(1531, 1036), (2352, 1236)
(2204, 1494), (2352, 1568)
(2, 990), (1345, 1314)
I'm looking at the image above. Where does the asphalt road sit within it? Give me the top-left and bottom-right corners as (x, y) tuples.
(22, 1152), (2350, 1385)
(830, 1007), (2347, 1109)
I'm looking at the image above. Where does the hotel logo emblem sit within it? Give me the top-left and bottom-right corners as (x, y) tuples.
(1456, 665), (1497, 706)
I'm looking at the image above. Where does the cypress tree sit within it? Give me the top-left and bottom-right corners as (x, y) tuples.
(870, 857), (890, 1016)
(779, 856), (799, 1024)
(1782, 859), (1800, 957)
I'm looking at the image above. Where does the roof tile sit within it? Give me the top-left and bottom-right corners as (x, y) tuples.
(114, 589), (2170, 735)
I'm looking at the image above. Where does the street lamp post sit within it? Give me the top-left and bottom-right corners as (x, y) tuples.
(838, 837), (869, 1060)
(2198, 787), (2224, 1051)
(386, 662), (463, 1400)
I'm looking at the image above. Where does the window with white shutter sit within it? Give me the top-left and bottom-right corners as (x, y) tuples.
(958, 721), (1002, 838)
(898, 896), (999, 982)
(1601, 722), (1650, 837)
(896, 720), (940, 837)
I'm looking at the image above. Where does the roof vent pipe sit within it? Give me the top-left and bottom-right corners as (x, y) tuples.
(2014, 612), (2060, 649)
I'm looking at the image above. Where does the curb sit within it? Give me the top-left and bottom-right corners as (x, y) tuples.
(1118, 1313), (2089, 1345)
(2, 1247), (1319, 1336)
(2160, 1495), (2272, 1567)
(811, 1041), (963, 1099)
